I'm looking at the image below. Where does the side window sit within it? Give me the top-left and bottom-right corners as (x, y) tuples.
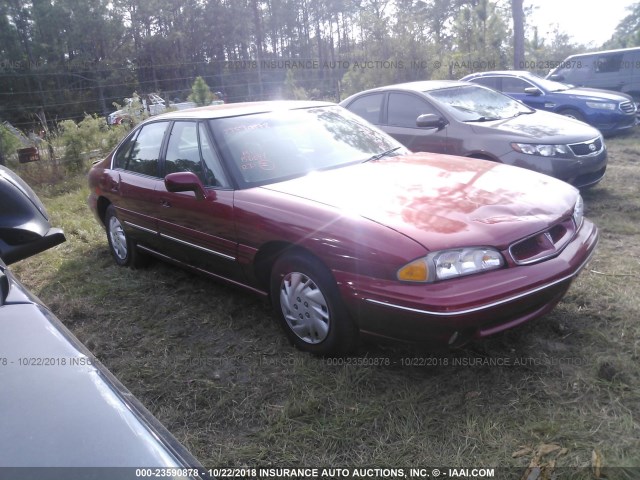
(557, 58), (592, 84)
(113, 131), (139, 170)
(471, 77), (499, 90)
(165, 121), (203, 180)
(347, 93), (384, 124)
(387, 93), (437, 128)
(595, 54), (623, 73)
(501, 77), (532, 94)
(125, 122), (168, 176)
(199, 123), (229, 188)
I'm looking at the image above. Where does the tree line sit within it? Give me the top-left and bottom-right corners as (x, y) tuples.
(0, 0), (637, 132)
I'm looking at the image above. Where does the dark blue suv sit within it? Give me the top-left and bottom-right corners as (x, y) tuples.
(461, 70), (637, 136)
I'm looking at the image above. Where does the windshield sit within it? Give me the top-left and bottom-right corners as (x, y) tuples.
(210, 106), (406, 187)
(427, 84), (533, 121)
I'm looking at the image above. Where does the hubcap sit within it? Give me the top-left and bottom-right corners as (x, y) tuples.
(279, 272), (330, 344)
(108, 215), (128, 261)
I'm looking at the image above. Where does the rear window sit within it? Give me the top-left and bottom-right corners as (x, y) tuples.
(346, 93), (384, 124)
(470, 77), (499, 90)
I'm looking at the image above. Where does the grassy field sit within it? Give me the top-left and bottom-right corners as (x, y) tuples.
(10, 134), (640, 479)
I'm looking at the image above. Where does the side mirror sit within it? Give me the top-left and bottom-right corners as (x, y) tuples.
(548, 74), (565, 82)
(0, 166), (66, 265)
(164, 172), (207, 200)
(524, 87), (542, 96)
(416, 114), (447, 130)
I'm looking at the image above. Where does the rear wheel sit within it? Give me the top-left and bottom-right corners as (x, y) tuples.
(104, 205), (148, 268)
(270, 250), (358, 355)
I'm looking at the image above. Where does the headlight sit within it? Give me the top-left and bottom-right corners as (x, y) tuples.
(397, 247), (504, 283)
(511, 143), (570, 157)
(573, 194), (584, 228)
(586, 101), (616, 110)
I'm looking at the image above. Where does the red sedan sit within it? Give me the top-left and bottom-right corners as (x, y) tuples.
(88, 101), (598, 354)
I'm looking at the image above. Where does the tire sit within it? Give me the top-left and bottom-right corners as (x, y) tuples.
(104, 205), (148, 268)
(270, 250), (358, 355)
(559, 108), (585, 122)
(468, 154), (496, 162)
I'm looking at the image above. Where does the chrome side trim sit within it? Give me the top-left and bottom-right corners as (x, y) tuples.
(136, 244), (266, 297)
(123, 221), (157, 235)
(364, 244), (597, 317)
(159, 233), (236, 261)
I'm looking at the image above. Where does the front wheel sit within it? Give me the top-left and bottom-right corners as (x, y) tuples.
(104, 205), (148, 268)
(559, 108), (586, 123)
(270, 250), (358, 355)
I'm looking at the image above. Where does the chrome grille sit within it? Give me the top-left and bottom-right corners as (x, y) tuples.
(620, 101), (636, 113)
(568, 137), (603, 157)
(509, 218), (576, 265)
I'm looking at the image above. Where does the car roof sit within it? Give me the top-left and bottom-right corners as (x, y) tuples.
(563, 46), (640, 58)
(392, 80), (470, 91)
(464, 70), (537, 79)
(362, 80), (471, 93)
(152, 100), (335, 121)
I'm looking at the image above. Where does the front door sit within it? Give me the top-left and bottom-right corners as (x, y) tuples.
(383, 92), (449, 154)
(155, 121), (242, 281)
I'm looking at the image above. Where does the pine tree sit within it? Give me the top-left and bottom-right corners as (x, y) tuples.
(188, 76), (214, 106)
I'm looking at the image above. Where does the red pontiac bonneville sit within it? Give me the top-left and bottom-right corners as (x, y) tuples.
(88, 101), (598, 355)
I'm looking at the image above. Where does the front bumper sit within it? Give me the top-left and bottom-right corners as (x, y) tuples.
(500, 148), (607, 189)
(587, 111), (636, 136)
(335, 219), (598, 345)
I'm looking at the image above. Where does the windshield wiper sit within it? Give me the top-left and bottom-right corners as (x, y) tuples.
(465, 116), (500, 122)
(364, 146), (402, 162)
(513, 110), (535, 116)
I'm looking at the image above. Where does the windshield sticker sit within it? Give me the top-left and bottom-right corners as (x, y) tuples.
(224, 122), (269, 136)
(240, 150), (275, 171)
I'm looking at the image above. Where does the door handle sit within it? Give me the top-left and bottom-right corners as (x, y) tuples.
(160, 199), (171, 208)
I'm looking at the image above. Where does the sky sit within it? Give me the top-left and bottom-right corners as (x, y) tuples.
(524, 0), (636, 47)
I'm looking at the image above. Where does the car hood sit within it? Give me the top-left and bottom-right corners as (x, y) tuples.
(559, 86), (633, 102)
(0, 267), (199, 468)
(263, 153), (578, 252)
(467, 109), (601, 142)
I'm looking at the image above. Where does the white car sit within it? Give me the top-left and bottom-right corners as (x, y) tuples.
(0, 165), (204, 473)
(107, 93), (167, 125)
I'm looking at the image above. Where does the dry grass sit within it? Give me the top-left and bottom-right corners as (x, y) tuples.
(11, 134), (640, 478)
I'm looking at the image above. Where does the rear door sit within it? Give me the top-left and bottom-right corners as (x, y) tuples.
(111, 121), (169, 249)
(155, 121), (242, 280)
